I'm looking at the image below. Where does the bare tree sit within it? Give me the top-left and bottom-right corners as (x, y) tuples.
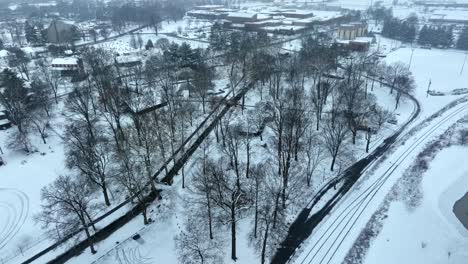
(35, 174), (99, 254)
(175, 217), (224, 264)
(249, 163), (266, 239)
(190, 143), (216, 239)
(65, 122), (113, 206)
(384, 62), (408, 94)
(35, 59), (62, 104)
(15, 235), (33, 256)
(130, 34), (138, 50)
(394, 74), (415, 109)
(7, 47), (31, 80)
(249, 166), (287, 264)
(192, 62), (215, 114)
(304, 127), (325, 187)
(208, 157), (250, 261)
(115, 146), (153, 224)
(372, 106), (392, 129)
(137, 34), (144, 49)
(322, 117), (348, 171)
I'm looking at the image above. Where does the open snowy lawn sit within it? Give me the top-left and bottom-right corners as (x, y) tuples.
(0, 127), (66, 263)
(384, 43), (468, 121)
(364, 145), (468, 264)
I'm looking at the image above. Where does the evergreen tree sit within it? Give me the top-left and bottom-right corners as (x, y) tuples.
(145, 39), (154, 50)
(457, 27), (468, 50)
(418, 25), (429, 45)
(24, 21), (37, 44)
(382, 18), (416, 43)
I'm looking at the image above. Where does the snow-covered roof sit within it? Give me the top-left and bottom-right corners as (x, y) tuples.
(430, 10), (468, 22)
(51, 57), (79, 65)
(22, 47), (35, 54)
(257, 14), (271, 20)
(195, 5), (225, 9)
(351, 37), (372, 44)
(227, 12), (257, 19)
(0, 50), (10, 58)
(310, 10), (343, 21)
(115, 55), (141, 64)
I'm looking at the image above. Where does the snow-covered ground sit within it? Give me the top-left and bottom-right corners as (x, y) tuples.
(292, 37), (468, 264)
(364, 143), (468, 264)
(385, 45), (468, 120)
(0, 119), (66, 264)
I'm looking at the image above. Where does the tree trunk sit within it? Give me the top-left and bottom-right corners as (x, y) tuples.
(330, 154), (337, 172)
(261, 223), (270, 264)
(102, 182), (111, 206)
(207, 194), (213, 239)
(254, 187), (258, 238)
(198, 249), (205, 264)
(272, 192), (280, 229)
(246, 141), (250, 179)
(231, 206), (237, 261)
(142, 206), (149, 225)
(81, 217), (96, 254)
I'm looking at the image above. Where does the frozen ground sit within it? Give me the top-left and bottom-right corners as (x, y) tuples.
(385, 45), (468, 120)
(291, 36), (468, 264)
(364, 145), (468, 264)
(0, 122), (66, 264)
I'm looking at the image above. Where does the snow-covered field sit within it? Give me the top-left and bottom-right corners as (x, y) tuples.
(364, 144), (468, 264)
(0, 121), (66, 263)
(385, 46), (468, 120)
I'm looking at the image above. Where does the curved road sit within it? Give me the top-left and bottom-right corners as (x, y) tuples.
(271, 83), (422, 264)
(294, 96), (468, 264)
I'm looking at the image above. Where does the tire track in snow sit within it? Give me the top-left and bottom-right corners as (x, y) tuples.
(0, 188), (29, 251)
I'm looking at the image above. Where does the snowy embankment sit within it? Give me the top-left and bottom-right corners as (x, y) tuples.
(348, 116), (468, 264)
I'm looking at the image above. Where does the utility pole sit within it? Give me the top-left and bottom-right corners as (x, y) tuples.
(460, 52), (467, 75)
(408, 46), (415, 70)
(426, 79), (432, 97)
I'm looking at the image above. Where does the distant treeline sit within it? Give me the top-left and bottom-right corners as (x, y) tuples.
(369, 6), (468, 50)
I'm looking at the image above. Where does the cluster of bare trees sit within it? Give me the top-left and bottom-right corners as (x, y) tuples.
(175, 30), (416, 264)
(0, 21), (417, 260)
(30, 42), (217, 253)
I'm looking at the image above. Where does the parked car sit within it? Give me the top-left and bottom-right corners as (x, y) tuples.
(387, 118), (398, 125)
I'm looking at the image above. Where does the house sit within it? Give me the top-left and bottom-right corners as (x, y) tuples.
(186, 10), (228, 20)
(0, 109), (11, 130)
(193, 5), (225, 11)
(336, 37), (372, 52)
(337, 22), (368, 40)
(51, 57), (84, 76)
(0, 50), (13, 66)
(226, 12), (259, 23)
(349, 38), (371, 52)
(115, 55), (142, 68)
(278, 10), (315, 19)
(47, 20), (77, 44)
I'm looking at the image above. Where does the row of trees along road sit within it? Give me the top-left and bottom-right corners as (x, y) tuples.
(174, 28), (415, 264)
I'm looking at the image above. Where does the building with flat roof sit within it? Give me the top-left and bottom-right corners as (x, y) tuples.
(337, 22), (367, 40)
(51, 57), (84, 75)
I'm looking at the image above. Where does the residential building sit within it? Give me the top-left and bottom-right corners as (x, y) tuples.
(47, 20), (77, 44)
(51, 57), (84, 75)
(337, 22), (368, 40)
